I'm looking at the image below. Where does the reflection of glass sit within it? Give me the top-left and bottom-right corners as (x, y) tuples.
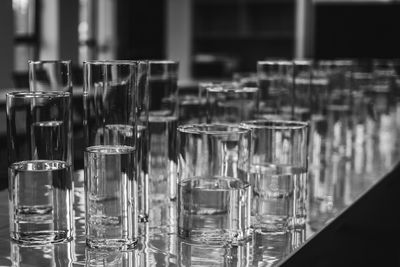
(7, 91), (73, 245)
(252, 231), (294, 267)
(11, 239), (75, 266)
(178, 238), (251, 267)
(85, 247), (140, 267)
(177, 124), (251, 245)
(206, 81), (258, 123)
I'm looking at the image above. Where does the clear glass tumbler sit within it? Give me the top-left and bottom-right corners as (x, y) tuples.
(256, 60), (294, 120)
(205, 81), (259, 123)
(7, 91), (73, 245)
(240, 120), (309, 234)
(148, 60), (179, 201)
(28, 60), (74, 166)
(177, 124), (252, 245)
(136, 61), (150, 222)
(83, 60), (138, 249)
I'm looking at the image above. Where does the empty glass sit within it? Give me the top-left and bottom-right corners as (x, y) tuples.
(148, 60), (179, 201)
(83, 60), (138, 249)
(177, 124), (251, 245)
(136, 61), (150, 222)
(257, 60), (294, 120)
(7, 91), (73, 245)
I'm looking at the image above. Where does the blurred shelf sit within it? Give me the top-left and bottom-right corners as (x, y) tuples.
(195, 32), (294, 40)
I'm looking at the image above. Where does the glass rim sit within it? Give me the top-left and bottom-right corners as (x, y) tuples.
(83, 60), (138, 65)
(257, 60), (293, 66)
(240, 119), (309, 130)
(206, 85), (258, 93)
(203, 81), (258, 93)
(178, 123), (250, 135)
(6, 91), (71, 99)
(294, 59), (313, 66)
(28, 60), (72, 65)
(148, 60), (179, 65)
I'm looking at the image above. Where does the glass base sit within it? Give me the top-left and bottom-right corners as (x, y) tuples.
(11, 230), (73, 245)
(178, 227), (252, 246)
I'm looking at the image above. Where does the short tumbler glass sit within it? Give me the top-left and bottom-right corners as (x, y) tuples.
(7, 91), (73, 245)
(177, 124), (252, 245)
(241, 120), (309, 233)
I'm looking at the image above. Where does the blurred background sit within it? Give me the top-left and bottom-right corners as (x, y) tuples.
(1, 0), (400, 189)
(1, 0), (400, 88)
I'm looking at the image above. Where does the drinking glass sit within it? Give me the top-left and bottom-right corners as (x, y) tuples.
(233, 72), (258, 87)
(136, 61), (150, 222)
(240, 120), (309, 233)
(257, 60), (294, 120)
(7, 91), (73, 245)
(83, 60), (138, 249)
(177, 124), (251, 245)
(148, 60), (179, 200)
(205, 81), (258, 123)
(293, 60), (312, 122)
(28, 60), (74, 166)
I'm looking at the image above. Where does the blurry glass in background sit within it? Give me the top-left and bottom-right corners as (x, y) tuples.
(308, 60), (354, 231)
(293, 60), (312, 122)
(206, 81), (258, 123)
(256, 60), (294, 120)
(178, 85), (207, 125)
(233, 72), (258, 88)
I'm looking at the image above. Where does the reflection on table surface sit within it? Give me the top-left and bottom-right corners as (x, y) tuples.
(0, 157), (395, 267)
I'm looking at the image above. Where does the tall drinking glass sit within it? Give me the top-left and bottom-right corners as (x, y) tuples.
(177, 124), (251, 245)
(257, 60), (294, 120)
(83, 60), (138, 249)
(148, 60), (179, 201)
(7, 91), (73, 245)
(28, 60), (74, 166)
(240, 120), (309, 234)
(136, 61), (150, 222)
(205, 81), (259, 123)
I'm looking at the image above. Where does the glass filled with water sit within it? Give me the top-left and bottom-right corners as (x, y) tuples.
(6, 91), (73, 245)
(177, 124), (252, 245)
(28, 60), (74, 166)
(83, 61), (139, 248)
(240, 120), (309, 237)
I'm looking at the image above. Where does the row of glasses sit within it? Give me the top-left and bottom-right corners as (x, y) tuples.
(6, 60), (181, 248)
